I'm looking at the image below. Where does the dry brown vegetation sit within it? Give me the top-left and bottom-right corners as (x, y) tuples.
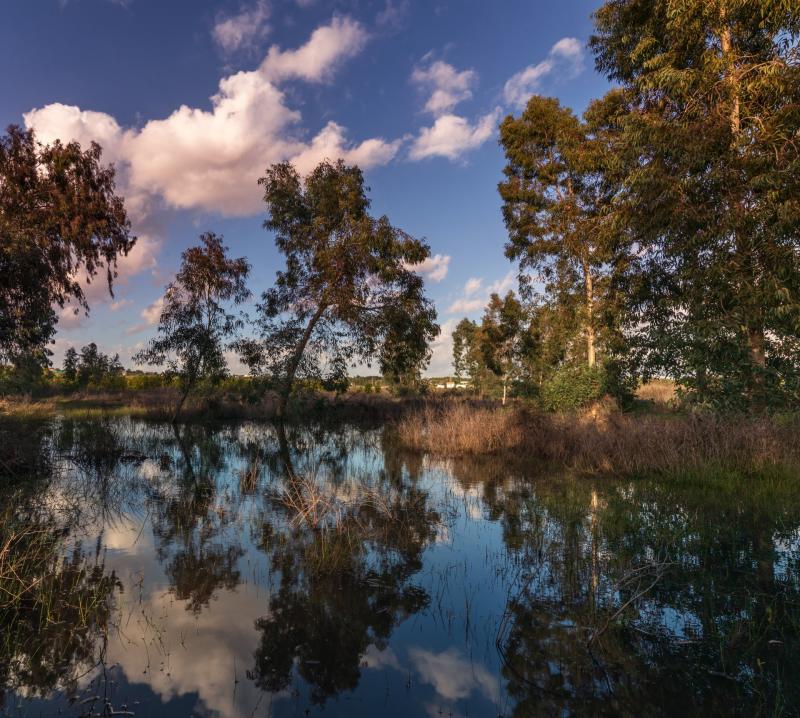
(395, 403), (800, 474)
(0, 388), (417, 423)
(636, 379), (677, 406)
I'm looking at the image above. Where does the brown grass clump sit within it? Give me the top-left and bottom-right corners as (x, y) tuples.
(395, 402), (800, 474)
(636, 379), (677, 406)
(396, 403), (523, 455)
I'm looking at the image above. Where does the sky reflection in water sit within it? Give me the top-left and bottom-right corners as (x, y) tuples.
(2, 417), (799, 717)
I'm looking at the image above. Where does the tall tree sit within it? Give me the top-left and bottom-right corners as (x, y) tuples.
(135, 232), (250, 422)
(77, 342), (107, 385)
(591, 0), (800, 409)
(480, 291), (530, 405)
(498, 96), (619, 370)
(62, 347), (78, 383)
(452, 318), (487, 392)
(241, 160), (439, 417)
(0, 126), (135, 369)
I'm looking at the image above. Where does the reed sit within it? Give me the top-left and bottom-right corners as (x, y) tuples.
(395, 403), (800, 474)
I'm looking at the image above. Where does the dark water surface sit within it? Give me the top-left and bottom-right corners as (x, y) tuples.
(2, 417), (799, 717)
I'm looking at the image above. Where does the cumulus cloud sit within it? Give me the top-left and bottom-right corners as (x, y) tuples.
(289, 121), (401, 176)
(24, 16), (392, 219)
(406, 253), (450, 283)
(503, 36), (584, 107)
(411, 60), (476, 116)
(409, 108), (501, 161)
(446, 270), (515, 314)
(260, 16), (367, 83)
(212, 0), (271, 55)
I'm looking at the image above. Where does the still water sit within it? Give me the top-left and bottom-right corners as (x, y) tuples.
(1, 417), (799, 717)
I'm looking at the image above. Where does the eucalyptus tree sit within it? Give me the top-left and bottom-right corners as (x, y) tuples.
(591, 0), (800, 409)
(498, 96), (619, 370)
(240, 160), (439, 417)
(135, 232), (250, 422)
(480, 292), (531, 405)
(452, 318), (487, 392)
(0, 126), (135, 370)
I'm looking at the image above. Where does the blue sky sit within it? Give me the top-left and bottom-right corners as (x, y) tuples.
(1, 0), (609, 374)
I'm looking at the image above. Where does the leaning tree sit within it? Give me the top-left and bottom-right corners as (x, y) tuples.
(239, 160), (439, 417)
(0, 126), (135, 370)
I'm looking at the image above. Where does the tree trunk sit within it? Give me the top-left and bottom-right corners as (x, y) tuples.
(502, 374), (507, 406)
(172, 388), (189, 424)
(748, 326), (767, 409)
(582, 259), (596, 368)
(277, 303), (327, 419)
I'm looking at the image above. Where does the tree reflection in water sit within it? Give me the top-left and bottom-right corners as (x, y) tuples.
(454, 455), (800, 716)
(248, 421), (439, 705)
(1, 418), (799, 717)
(0, 490), (120, 710)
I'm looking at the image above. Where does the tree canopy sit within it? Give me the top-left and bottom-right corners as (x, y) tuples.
(0, 126), (135, 370)
(499, 95), (621, 370)
(240, 159), (439, 415)
(135, 232), (250, 421)
(590, 0), (800, 409)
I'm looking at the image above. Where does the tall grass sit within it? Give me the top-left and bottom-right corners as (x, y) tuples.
(397, 403), (522, 455)
(395, 403), (800, 474)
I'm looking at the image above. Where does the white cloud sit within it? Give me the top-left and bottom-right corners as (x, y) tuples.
(503, 36), (584, 107)
(212, 0), (270, 54)
(464, 277), (482, 296)
(260, 16), (367, 83)
(376, 0), (409, 29)
(110, 299), (132, 311)
(409, 108), (501, 161)
(25, 16), (392, 219)
(409, 647), (499, 703)
(289, 121), (401, 176)
(411, 60), (476, 117)
(141, 296), (165, 325)
(446, 270), (515, 314)
(426, 317), (457, 376)
(125, 295), (164, 335)
(446, 296), (485, 315)
(407, 253), (450, 283)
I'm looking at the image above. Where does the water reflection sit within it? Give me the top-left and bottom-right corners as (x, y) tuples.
(0, 418), (798, 716)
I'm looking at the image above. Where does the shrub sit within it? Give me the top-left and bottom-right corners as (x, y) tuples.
(541, 364), (605, 412)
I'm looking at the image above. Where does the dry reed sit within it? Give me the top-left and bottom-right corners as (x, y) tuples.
(395, 403), (800, 474)
(396, 403), (523, 455)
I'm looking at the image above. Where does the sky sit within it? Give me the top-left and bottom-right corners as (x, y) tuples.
(1, 0), (610, 375)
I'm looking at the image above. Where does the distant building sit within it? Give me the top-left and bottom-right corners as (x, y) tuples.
(433, 379), (468, 390)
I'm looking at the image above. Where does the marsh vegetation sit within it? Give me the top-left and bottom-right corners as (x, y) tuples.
(0, 416), (798, 716)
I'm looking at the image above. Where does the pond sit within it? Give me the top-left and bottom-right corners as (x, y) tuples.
(1, 416), (799, 717)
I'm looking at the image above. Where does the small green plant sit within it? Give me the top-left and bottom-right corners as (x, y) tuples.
(541, 364), (605, 412)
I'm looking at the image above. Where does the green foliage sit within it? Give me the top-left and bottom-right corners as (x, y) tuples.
(590, 0), (800, 410)
(0, 126), (134, 370)
(499, 95), (623, 372)
(135, 232), (250, 420)
(241, 160), (439, 415)
(540, 364), (605, 412)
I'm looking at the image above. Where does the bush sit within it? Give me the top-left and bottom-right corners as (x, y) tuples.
(541, 364), (605, 412)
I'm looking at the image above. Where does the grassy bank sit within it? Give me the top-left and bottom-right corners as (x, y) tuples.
(0, 387), (436, 424)
(395, 403), (800, 475)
